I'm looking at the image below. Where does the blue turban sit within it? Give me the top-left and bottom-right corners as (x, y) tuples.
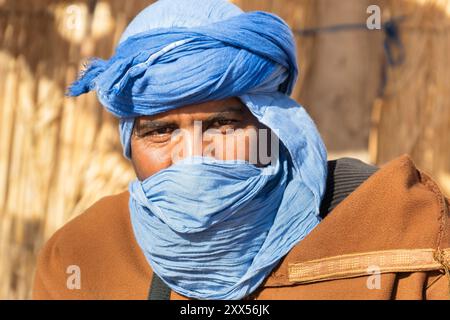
(68, 0), (299, 160)
(67, 0), (328, 300)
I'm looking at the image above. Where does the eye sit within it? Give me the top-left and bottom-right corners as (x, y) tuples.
(136, 125), (176, 142)
(210, 119), (239, 128)
(148, 127), (174, 135)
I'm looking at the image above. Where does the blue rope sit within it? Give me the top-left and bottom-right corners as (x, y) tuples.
(294, 16), (408, 67)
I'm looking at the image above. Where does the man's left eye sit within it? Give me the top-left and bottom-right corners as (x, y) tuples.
(211, 119), (238, 127)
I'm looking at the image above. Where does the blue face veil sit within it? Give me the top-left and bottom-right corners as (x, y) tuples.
(68, 0), (328, 300)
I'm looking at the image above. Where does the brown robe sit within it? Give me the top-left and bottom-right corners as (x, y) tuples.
(32, 154), (450, 300)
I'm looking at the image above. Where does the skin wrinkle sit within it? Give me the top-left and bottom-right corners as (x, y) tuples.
(130, 97), (273, 181)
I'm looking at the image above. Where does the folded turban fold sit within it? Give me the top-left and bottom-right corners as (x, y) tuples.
(68, 11), (298, 115)
(67, 0), (301, 161)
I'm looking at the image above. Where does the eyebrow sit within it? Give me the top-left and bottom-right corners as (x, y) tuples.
(134, 105), (243, 132)
(204, 105), (243, 122)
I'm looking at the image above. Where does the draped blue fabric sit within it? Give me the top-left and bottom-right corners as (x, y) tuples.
(128, 144), (323, 299)
(67, 0), (328, 300)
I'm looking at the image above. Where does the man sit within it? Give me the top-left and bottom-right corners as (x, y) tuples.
(33, 0), (450, 300)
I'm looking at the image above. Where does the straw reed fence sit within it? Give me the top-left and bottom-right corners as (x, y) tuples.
(0, 0), (152, 300)
(0, 0), (319, 300)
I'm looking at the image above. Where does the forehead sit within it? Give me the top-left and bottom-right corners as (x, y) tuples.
(136, 97), (246, 122)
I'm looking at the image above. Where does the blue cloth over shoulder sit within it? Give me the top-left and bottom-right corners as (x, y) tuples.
(67, 0), (328, 300)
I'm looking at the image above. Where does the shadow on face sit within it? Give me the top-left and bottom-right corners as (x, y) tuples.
(130, 97), (276, 181)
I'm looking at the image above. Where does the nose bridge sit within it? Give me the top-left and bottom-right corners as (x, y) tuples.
(174, 120), (206, 161)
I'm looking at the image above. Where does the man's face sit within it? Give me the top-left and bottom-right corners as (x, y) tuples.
(130, 97), (275, 181)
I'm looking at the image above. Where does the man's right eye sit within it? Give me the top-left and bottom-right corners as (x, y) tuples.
(147, 127), (174, 136)
(135, 126), (176, 141)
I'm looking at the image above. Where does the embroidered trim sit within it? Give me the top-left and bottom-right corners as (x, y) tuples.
(288, 248), (450, 284)
(433, 248), (450, 296)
